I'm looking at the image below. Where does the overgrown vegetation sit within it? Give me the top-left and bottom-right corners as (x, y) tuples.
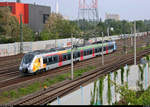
(99, 76), (105, 105)
(107, 73), (112, 104)
(120, 67), (125, 85)
(90, 54), (150, 105)
(114, 55), (150, 105)
(114, 83), (150, 105)
(90, 76), (105, 105)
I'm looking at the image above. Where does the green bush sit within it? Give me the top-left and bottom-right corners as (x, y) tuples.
(10, 90), (17, 98)
(2, 91), (9, 97)
(18, 88), (26, 96)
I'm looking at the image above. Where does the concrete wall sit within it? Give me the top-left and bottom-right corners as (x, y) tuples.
(0, 32), (147, 57)
(0, 38), (83, 57)
(28, 4), (51, 32)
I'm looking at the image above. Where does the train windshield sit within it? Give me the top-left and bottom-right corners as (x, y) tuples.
(22, 54), (34, 64)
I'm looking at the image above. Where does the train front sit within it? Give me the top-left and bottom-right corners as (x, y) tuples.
(19, 53), (34, 75)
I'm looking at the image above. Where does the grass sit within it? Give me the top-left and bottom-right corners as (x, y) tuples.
(0, 65), (96, 104)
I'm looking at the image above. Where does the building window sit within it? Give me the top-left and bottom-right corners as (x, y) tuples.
(43, 14), (49, 24)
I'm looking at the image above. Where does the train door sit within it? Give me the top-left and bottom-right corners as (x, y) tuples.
(80, 50), (83, 60)
(59, 54), (63, 66)
(43, 57), (47, 70)
(92, 48), (95, 57)
(106, 46), (108, 54)
(40, 57), (43, 68)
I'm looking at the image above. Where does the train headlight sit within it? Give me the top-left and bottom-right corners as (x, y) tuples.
(19, 66), (22, 71)
(28, 65), (33, 73)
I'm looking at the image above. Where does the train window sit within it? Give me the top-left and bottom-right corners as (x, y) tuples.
(90, 50), (92, 54)
(63, 55), (67, 61)
(73, 53), (76, 59)
(43, 58), (47, 64)
(53, 55), (58, 63)
(84, 50), (87, 56)
(99, 48), (102, 52)
(48, 57), (53, 64)
(68, 53), (71, 60)
(87, 50), (90, 55)
(95, 48), (98, 53)
(97, 48), (100, 52)
(22, 54), (34, 64)
(110, 45), (114, 49)
(108, 45), (110, 50)
(104, 47), (106, 51)
(77, 52), (80, 57)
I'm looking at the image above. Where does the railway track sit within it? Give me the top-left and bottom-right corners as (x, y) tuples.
(0, 35), (149, 90)
(0, 50), (119, 89)
(8, 47), (150, 105)
(0, 34), (148, 104)
(0, 53), (24, 61)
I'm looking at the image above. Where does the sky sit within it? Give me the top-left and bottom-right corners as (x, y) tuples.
(1, 0), (150, 21)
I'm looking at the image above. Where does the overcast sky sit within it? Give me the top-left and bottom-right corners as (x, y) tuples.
(1, 0), (150, 21)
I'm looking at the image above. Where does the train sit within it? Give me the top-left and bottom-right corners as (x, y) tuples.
(19, 40), (117, 75)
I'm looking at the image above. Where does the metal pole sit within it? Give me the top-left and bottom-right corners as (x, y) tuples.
(102, 32), (104, 65)
(20, 14), (23, 53)
(55, 39), (57, 48)
(130, 27), (133, 47)
(107, 27), (109, 37)
(134, 21), (136, 65)
(71, 33), (74, 80)
(123, 34), (126, 54)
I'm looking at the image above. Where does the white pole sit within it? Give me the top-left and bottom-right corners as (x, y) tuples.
(134, 21), (136, 65)
(107, 27), (110, 37)
(130, 27), (133, 47)
(102, 32), (104, 65)
(71, 33), (74, 80)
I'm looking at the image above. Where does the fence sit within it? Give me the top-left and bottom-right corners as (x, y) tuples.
(0, 32), (147, 57)
(0, 38), (83, 57)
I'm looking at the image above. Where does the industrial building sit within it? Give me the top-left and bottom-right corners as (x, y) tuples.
(0, 2), (51, 32)
(105, 13), (120, 21)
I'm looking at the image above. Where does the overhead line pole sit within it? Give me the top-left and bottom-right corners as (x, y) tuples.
(20, 14), (23, 53)
(134, 21), (136, 65)
(102, 32), (104, 65)
(130, 27), (133, 47)
(71, 33), (74, 80)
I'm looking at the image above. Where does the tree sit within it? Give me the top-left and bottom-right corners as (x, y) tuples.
(0, 7), (19, 41)
(22, 25), (34, 42)
(40, 12), (81, 40)
(0, 7), (34, 43)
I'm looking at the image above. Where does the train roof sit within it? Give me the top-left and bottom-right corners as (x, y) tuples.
(27, 40), (115, 56)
